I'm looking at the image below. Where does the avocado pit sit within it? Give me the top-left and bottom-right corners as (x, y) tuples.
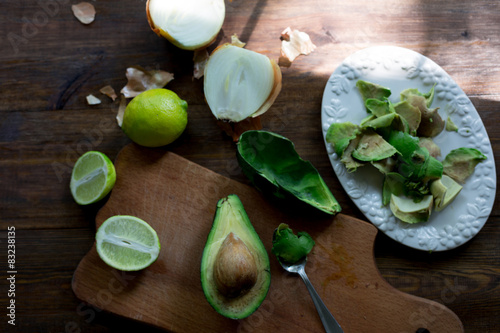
(213, 232), (257, 298)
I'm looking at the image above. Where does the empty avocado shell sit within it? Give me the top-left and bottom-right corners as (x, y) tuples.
(237, 130), (341, 215)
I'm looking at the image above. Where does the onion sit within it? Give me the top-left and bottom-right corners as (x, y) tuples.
(204, 44), (282, 123)
(146, 0), (225, 51)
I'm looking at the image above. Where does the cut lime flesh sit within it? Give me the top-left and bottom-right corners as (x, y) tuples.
(96, 215), (161, 271)
(70, 151), (116, 205)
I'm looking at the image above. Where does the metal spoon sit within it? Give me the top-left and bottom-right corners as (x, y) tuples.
(278, 256), (344, 333)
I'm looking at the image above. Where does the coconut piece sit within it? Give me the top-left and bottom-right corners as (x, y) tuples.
(193, 49), (209, 80)
(120, 66), (174, 98)
(86, 94), (101, 105)
(278, 27), (316, 67)
(99, 85), (117, 101)
(72, 2), (96, 25)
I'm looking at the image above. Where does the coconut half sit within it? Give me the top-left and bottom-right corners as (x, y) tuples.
(146, 0), (225, 51)
(204, 44), (282, 123)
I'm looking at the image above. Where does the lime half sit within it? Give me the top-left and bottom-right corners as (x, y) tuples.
(96, 215), (161, 271)
(70, 151), (116, 205)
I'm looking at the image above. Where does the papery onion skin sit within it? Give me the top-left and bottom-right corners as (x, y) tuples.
(204, 44), (282, 123)
(146, 0), (225, 51)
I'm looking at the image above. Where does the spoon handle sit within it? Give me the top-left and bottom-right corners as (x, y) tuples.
(298, 268), (344, 333)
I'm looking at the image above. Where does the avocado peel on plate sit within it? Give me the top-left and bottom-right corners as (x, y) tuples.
(326, 80), (486, 224)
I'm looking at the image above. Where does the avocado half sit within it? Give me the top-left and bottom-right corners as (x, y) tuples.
(201, 194), (271, 319)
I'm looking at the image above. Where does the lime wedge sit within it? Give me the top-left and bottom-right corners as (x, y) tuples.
(70, 151), (116, 205)
(96, 215), (161, 271)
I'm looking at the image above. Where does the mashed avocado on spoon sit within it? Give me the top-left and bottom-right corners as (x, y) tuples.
(272, 223), (315, 264)
(326, 80), (487, 224)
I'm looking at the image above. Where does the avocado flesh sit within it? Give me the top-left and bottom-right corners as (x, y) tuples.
(201, 194), (270, 320)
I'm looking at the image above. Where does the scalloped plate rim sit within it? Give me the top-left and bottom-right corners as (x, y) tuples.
(321, 45), (496, 252)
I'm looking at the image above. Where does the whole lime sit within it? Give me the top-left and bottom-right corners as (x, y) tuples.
(122, 88), (188, 147)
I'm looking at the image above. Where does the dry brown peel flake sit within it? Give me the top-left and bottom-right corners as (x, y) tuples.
(217, 117), (263, 142)
(278, 27), (316, 67)
(116, 96), (127, 127)
(120, 66), (174, 98)
(99, 85), (117, 101)
(193, 49), (209, 80)
(231, 34), (246, 48)
(86, 94), (101, 105)
(72, 2), (96, 25)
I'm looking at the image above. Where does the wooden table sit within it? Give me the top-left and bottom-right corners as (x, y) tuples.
(1, 0), (499, 332)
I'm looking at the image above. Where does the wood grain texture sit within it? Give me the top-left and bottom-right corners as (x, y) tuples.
(72, 144), (463, 332)
(0, 0), (499, 332)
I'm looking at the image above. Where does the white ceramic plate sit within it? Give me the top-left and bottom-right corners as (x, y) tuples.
(321, 46), (496, 251)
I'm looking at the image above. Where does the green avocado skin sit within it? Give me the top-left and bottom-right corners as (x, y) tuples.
(236, 130), (341, 215)
(200, 194), (270, 320)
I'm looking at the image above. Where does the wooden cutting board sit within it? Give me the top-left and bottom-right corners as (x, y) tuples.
(72, 143), (463, 333)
